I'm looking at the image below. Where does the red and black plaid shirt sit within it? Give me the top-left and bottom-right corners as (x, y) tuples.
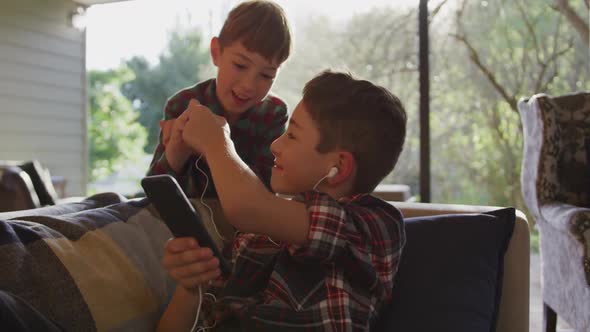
(204, 191), (406, 331)
(147, 79), (288, 197)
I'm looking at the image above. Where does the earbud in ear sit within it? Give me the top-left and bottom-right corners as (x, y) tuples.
(327, 167), (338, 179)
(313, 166), (339, 191)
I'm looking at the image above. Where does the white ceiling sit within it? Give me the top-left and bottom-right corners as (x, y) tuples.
(73, 0), (132, 6)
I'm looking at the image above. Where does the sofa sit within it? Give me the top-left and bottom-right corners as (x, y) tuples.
(0, 195), (529, 332)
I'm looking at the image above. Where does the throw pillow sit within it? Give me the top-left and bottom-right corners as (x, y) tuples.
(373, 208), (515, 332)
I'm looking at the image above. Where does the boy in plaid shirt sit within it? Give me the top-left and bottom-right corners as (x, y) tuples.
(147, 0), (291, 198)
(158, 71), (407, 332)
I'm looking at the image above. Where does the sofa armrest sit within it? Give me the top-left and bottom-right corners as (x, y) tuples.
(393, 201), (522, 218)
(539, 202), (590, 287)
(391, 201), (530, 332)
(373, 184), (412, 201)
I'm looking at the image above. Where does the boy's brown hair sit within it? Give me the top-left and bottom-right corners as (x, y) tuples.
(218, 0), (291, 64)
(302, 70), (407, 194)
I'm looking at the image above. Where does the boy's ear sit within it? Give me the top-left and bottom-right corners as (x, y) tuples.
(329, 151), (356, 185)
(210, 37), (221, 66)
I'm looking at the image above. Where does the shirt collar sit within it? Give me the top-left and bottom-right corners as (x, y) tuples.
(337, 193), (369, 204)
(205, 79), (224, 116)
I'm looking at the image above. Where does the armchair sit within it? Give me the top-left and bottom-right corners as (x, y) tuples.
(0, 165), (40, 212)
(0, 160), (75, 212)
(519, 92), (590, 331)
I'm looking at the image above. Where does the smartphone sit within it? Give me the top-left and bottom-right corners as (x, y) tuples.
(141, 174), (231, 276)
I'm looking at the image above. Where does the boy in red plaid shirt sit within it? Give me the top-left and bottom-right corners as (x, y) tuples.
(158, 70), (407, 332)
(147, 0), (291, 198)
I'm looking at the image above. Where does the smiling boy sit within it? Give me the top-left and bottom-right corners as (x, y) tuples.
(147, 0), (291, 198)
(158, 70), (408, 331)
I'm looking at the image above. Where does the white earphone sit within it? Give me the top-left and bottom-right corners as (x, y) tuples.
(327, 166), (338, 179)
(313, 166), (339, 191)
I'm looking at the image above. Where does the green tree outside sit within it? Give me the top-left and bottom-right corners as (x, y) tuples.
(88, 68), (148, 182)
(121, 28), (212, 154)
(273, 0), (588, 217)
(429, 0), (589, 211)
(87, 0), (587, 215)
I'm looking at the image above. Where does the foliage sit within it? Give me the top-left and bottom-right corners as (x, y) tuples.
(88, 0), (588, 220)
(88, 68), (148, 182)
(273, 0), (588, 219)
(121, 28), (212, 154)
(426, 0), (589, 212)
(272, 8), (421, 190)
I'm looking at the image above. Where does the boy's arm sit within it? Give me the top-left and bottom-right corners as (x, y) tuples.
(208, 140), (310, 244)
(247, 104), (288, 190)
(156, 286), (200, 332)
(147, 97), (194, 193)
(183, 102), (310, 244)
(148, 118), (192, 172)
(157, 237), (222, 332)
(148, 101), (182, 171)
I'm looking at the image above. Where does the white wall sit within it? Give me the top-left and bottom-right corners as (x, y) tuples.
(0, 0), (87, 196)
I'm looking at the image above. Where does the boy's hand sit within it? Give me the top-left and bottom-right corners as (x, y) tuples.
(182, 100), (229, 156)
(161, 113), (193, 171)
(163, 237), (222, 293)
(159, 119), (178, 147)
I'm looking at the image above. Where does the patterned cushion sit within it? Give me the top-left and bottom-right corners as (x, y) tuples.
(0, 199), (175, 331)
(537, 93), (590, 206)
(0, 197), (233, 331)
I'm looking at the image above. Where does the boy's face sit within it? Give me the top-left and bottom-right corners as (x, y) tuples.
(211, 38), (280, 118)
(270, 101), (337, 194)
